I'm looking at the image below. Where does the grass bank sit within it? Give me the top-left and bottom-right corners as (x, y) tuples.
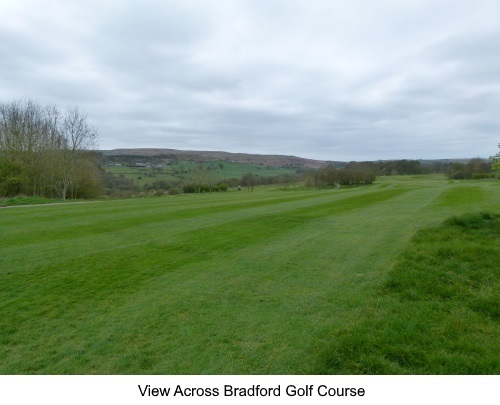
(314, 211), (499, 374)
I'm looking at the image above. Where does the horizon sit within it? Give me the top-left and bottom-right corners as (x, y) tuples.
(99, 146), (488, 163)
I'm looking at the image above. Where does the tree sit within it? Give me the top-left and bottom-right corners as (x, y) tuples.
(0, 159), (23, 196)
(312, 164), (375, 188)
(0, 98), (101, 199)
(0, 99), (55, 196)
(241, 172), (257, 191)
(448, 158), (492, 180)
(189, 164), (209, 193)
(316, 165), (338, 188)
(491, 144), (500, 172)
(54, 107), (99, 199)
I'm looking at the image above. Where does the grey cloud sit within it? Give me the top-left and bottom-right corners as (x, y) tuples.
(1, 0), (499, 160)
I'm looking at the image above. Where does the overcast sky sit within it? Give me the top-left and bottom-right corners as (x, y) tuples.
(1, 0), (499, 161)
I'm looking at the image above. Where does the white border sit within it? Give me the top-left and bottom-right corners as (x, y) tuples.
(1, 375), (498, 405)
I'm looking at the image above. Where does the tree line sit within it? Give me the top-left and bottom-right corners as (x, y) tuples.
(447, 158), (494, 180)
(304, 165), (376, 188)
(0, 99), (102, 199)
(127, 156), (498, 196)
(342, 158), (495, 178)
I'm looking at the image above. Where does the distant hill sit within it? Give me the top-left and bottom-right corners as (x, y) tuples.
(100, 148), (477, 169)
(101, 148), (331, 168)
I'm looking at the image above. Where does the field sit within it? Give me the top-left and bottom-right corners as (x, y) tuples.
(0, 175), (498, 374)
(104, 161), (299, 187)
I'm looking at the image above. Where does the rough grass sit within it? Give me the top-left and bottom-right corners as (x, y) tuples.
(0, 196), (64, 207)
(314, 212), (499, 374)
(0, 176), (499, 374)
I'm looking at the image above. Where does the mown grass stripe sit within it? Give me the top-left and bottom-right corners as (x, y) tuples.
(1, 176), (499, 374)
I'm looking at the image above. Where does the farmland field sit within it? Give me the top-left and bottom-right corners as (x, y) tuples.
(0, 175), (498, 374)
(104, 160), (298, 187)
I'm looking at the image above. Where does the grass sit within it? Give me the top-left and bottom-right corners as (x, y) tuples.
(0, 196), (64, 207)
(104, 161), (298, 186)
(314, 211), (499, 374)
(0, 175), (498, 374)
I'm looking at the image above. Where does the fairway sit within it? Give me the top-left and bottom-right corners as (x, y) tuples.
(0, 176), (499, 374)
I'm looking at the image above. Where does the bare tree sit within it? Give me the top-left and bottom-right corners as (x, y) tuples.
(241, 172), (257, 191)
(0, 99), (101, 199)
(190, 164), (209, 193)
(54, 107), (99, 199)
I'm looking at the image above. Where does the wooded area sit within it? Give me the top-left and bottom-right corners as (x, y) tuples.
(0, 99), (102, 199)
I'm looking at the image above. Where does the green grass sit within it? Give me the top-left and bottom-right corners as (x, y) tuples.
(0, 196), (65, 207)
(314, 211), (499, 374)
(104, 161), (298, 186)
(0, 176), (498, 374)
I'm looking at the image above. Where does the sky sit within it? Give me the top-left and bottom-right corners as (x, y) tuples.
(1, 0), (499, 161)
